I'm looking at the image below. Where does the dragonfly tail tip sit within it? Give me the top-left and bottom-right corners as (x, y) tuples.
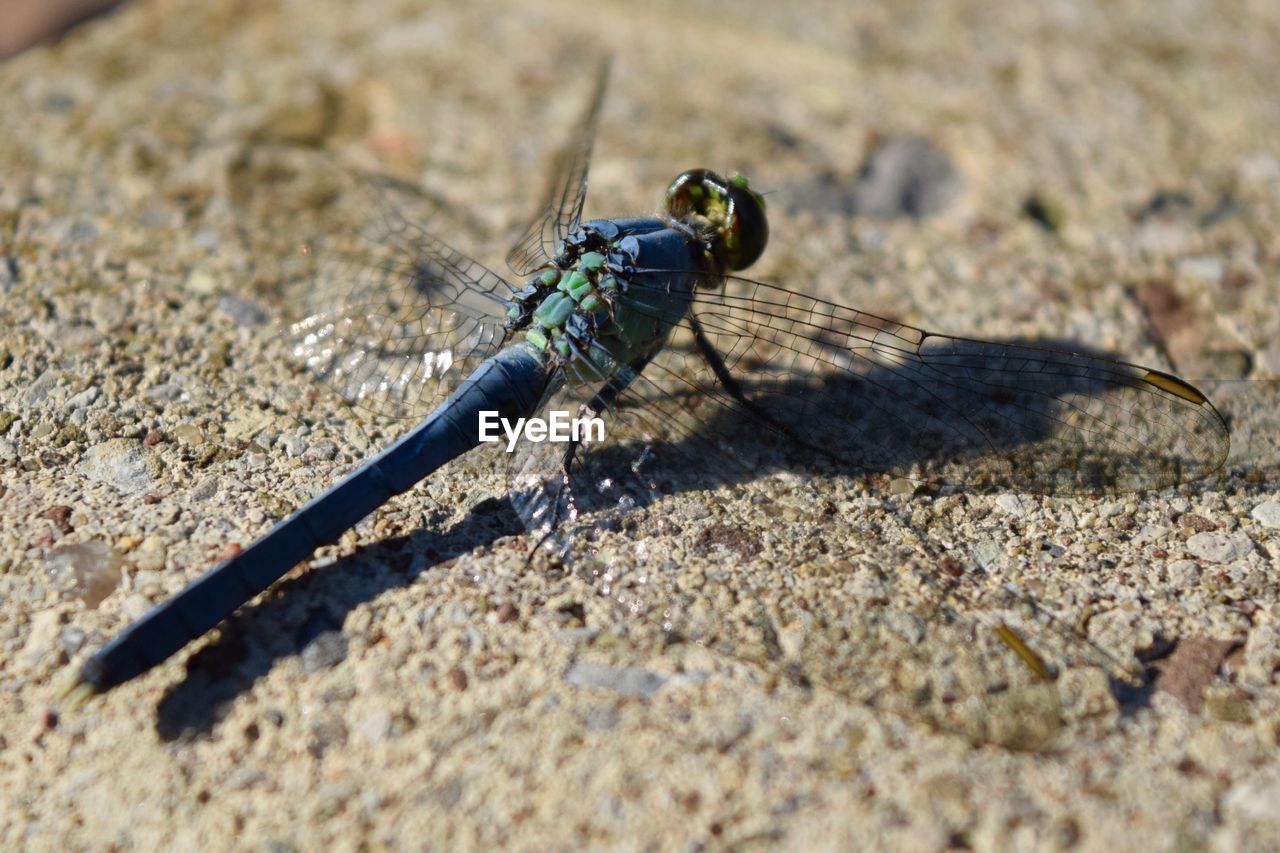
(53, 669), (99, 711)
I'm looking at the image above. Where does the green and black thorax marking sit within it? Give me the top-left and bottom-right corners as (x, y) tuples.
(502, 169), (769, 386)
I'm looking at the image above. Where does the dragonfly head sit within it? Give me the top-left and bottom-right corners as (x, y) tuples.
(664, 169), (768, 272)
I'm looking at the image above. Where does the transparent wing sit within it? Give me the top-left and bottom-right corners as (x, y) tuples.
(506, 371), (654, 542)
(618, 269), (1229, 494)
(503, 324), (1082, 750)
(507, 363), (753, 541)
(506, 353), (775, 648)
(504, 264), (1232, 685)
(501, 266), (1236, 749)
(504, 58), (611, 277)
(286, 171), (517, 421)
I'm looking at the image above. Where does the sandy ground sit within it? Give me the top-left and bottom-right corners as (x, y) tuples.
(3, 0), (1280, 849)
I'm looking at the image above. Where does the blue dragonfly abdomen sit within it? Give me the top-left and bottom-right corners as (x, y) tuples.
(75, 343), (550, 693)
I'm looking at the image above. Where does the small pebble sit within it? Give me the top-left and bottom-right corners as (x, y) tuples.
(358, 709), (392, 742)
(1204, 691), (1253, 724)
(445, 666), (468, 691)
(1153, 636), (1236, 712)
(971, 538), (1004, 570)
(849, 135), (963, 218)
(121, 594), (151, 620)
(216, 294), (270, 327)
(185, 267), (219, 295)
(133, 535), (167, 571)
(1178, 256), (1225, 286)
(1166, 559), (1201, 588)
(885, 610), (926, 645)
(78, 439), (161, 494)
(995, 493), (1030, 515)
(1250, 501), (1280, 529)
(565, 661), (666, 699)
(304, 439), (339, 462)
(887, 477), (916, 496)
(1223, 766), (1280, 825)
(225, 410), (275, 442)
(45, 541), (121, 608)
(300, 632), (348, 674)
(132, 571), (163, 596)
(58, 625), (86, 654)
(1186, 531), (1254, 564)
(190, 478), (219, 501)
(39, 505), (74, 534)
(172, 424), (204, 447)
(144, 383), (187, 403)
(1179, 513), (1215, 532)
(584, 707), (620, 731)
(66, 386), (100, 410)
(18, 609), (64, 670)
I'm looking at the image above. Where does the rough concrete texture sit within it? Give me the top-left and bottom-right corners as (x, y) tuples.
(2, 0), (1280, 849)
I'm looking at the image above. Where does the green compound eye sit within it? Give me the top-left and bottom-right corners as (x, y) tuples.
(663, 169), (769, 271)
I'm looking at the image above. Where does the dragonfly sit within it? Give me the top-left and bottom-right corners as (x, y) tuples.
(60, 61), (1230, 707)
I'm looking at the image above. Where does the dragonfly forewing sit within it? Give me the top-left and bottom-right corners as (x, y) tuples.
(285, 171), (517, 421)
(505, 59), (611, 277)
(616, 269), (1230, 494)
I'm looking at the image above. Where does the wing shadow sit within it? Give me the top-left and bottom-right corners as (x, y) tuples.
(550, 335), (1241, 525)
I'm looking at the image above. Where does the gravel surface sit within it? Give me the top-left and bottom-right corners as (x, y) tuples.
(2, 0), (1280, 849)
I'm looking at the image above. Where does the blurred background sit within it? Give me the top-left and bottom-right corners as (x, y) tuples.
(0, 0), (123, 59)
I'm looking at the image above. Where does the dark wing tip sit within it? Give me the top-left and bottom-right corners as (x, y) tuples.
(1142, 368), (1207, 405)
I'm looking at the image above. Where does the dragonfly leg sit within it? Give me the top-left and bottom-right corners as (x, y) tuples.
(688, 316), (783, 424)
(523, 359), (651, 567)
(690, 316), (862, 475)
(688, 316), (823, 449)
(523, 436), (582, 565)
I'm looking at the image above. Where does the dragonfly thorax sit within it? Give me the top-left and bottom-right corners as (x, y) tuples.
(504, 220), (699, 387)
(506, 241), (618, 361)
